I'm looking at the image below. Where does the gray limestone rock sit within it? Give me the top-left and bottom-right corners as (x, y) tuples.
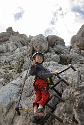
(71, 24), (84, 51)
(0, 32), (11, 43)
(31, 34), (48, 52)
(0, 26), (84, 125)
(47, 35), (65, 47)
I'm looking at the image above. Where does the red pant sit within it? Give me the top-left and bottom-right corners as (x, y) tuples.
(33, 79), (50, 107)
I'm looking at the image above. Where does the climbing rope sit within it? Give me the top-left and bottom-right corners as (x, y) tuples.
(15, 106), (33, 115)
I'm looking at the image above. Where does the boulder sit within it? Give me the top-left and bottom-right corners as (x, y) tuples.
(54, 44), (70, 54)
(71, 24), (84, 51)
(6, 27), (19, 36)
(31, 34), (48, 52)
(69, 49), (84, 64)
(47, 35), (65, 47)
(0, 32), (11, 43)
(44, 52), (60, 62)
(0, 44), (8, 53)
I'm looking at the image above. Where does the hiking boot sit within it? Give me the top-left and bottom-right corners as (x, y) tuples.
(36, 108), (45, 116)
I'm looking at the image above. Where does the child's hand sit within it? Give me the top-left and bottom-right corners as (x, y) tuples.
(52, 72), (58, 76)
(32, 59), (36, 65)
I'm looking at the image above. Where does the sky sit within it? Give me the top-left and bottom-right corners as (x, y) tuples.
(0, 0), (84, 45)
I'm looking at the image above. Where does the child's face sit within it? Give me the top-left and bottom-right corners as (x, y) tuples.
(35, 54), (43, 63)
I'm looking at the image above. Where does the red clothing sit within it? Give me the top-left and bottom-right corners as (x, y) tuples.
(33, 79), (50, 107)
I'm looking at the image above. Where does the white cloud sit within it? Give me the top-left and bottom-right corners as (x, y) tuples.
(0, 0), (84, 45)
(46, 0), (84, 45)
(13, 7), (24, 21)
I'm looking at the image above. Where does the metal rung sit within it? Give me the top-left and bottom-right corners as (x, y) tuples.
(54, 94), (65, 102)
(70, 65), (76, 71)
(57, 75), (69, 86)
(57, 65), (76, 75)
(52, 87), (62, 97)
(62, 79), (69, 86)
(46, 103), (55, 110)
(46, 96), (53, 104)
(49, 112), (63, 123)
(50, 79), (62, 89)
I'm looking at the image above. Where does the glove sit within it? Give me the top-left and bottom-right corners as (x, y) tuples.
(52, 72), (58, 76)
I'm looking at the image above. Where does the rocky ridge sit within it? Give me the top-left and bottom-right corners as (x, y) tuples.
(0, 25), (84, 125)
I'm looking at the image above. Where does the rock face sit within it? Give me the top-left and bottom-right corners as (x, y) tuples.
(47, 35), (65, 47)
(0, 26), (84, 125)
(71, 24), (84, 51)
(31, 34), (48, 53)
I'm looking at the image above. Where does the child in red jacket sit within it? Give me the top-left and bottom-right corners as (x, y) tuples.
(29, 52), (58, 115)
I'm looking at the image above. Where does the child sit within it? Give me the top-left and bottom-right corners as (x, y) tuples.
(29, 52), (58, 115)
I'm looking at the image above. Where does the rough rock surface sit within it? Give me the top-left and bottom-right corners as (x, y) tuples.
(71, 24), (84, 51)
(31, 34), (48, 53)
(0, 26), (84, 125)
(47, 35), (65, 47)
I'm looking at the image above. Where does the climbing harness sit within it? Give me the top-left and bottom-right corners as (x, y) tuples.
(15, 64), (76, 124)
